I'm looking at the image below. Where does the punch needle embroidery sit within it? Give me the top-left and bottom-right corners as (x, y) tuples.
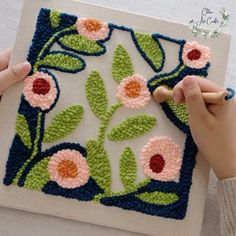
(76, 17), (110, 41)
(23, 71), (58, 110)
(48, 149), (90, 189)
(116, 74), (151, 109)
(141, 137), (182, 181)
(182, 41), (211, 69)
(4, 8), (211, 219)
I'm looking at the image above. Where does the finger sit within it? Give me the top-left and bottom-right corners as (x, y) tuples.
(182, 76), (212, 124)
(209, 96), (236, 117)
(176, 76), (223, 93)
(0, 48), (12, 71)
(173, 76), (225, 106)
(207, 104), (224, 115)
(191, 76), (224, 92)
(0, 61), (31, 94)
(173, 81), (184, 104)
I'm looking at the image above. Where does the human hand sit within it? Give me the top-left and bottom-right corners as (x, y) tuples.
(173, 76), (236, 180)
(0, 48), (31, 95)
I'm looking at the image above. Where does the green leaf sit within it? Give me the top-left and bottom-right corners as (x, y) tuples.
(24, 158), (50, 191)
(59, 34), (105, 55)
(50, 10), (60, 28)
(133, 32), (164, 72)
(16, 114), (32, 149)
(86, 140), (111, 193)
(86, 71), (108, 120)
(108, 115), (157, 141)
(120, 147), (137, 190)
(43, 105), (84, 143)
(136, 192), (179, 205)
(166, 101), (189, 125)
(112, 45), (134, 83)
(38, 52), (85, 73)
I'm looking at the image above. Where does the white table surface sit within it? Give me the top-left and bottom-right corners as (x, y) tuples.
(0, 0), (235, 236)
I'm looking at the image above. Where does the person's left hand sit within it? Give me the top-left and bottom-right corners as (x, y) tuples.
(0, 48), (31, 95)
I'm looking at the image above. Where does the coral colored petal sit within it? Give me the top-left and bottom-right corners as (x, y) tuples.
(48, 149), (90, 189)
(76, 17), (110, 41)
(117, 74), (151, 109)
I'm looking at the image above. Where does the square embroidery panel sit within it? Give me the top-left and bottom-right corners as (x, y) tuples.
(3, 8), (211, 219)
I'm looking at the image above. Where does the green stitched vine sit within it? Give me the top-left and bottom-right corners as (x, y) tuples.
(16, 114), (32, 149)
(33, 25), (76, 72)
(86, 65), (157, 196)
(13, 112), (43, 184)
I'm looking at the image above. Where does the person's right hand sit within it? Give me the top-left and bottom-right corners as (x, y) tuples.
(173, 76), (236, 180)
(0, 48), (31, 95)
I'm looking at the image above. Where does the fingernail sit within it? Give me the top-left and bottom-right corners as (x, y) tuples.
(18, 61), (31, 74)
(21, 61), (31, 72)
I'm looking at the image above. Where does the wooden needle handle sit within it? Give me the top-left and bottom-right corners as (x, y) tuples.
(153, 86), (229, 105)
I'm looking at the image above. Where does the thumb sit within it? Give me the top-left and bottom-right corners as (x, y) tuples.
(182, 76), (210, 125)
(0, 61), (31, 95)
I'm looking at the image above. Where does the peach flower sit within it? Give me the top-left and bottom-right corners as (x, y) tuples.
(76, 17), (110, 41)
(117, 74), (151, 109)
(140, 136), (182, 181)
(48, 149), (90, 189)
(23, 71), (58, 111)
(182, 41), (211, 69)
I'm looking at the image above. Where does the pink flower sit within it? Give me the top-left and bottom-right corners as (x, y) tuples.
(23, 72), (58, 111)
(140, 136), (182, 181)
(48, 149), (90, 189)
(117, 74), (151, 109)
(76, 17), (110, 41)
(182, 41), (211, 69)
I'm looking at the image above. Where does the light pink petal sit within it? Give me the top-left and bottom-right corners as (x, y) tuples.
(182, 41), (211, 69)
(140, 136), (182, 181)
(23, 72), (58, 111)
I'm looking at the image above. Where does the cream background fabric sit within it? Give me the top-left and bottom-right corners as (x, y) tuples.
(0, 1), (233, 235)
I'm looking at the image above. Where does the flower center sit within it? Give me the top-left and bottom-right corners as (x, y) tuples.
(187, 49), (201, 61)
(84, 19), (103, 32)
(149, 154), (165, 173)
(32, 78), (50, 95)
(57, 160), (78, 178)
(124, 81), (142, 98)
